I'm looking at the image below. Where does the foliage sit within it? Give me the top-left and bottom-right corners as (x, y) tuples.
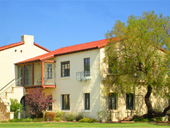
(10, 99), (23, 119)
(64, 113), (75, 121)
(75, 113), (84, 121)
(97, 110), (106, 122)
(54, 117), (61, 121)
(132, 118), (154, 122)
(103, 11), (170, 118)
(9, 117), (33, 122)
(56, 111), (64, 118)
(25, 88), (54, 118)
(79, 118), (97, 123)
(155, 117), (163, 121)
(45, 112), (56, 121)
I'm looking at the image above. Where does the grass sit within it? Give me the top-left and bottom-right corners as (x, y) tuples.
(0, 122), (169, 127)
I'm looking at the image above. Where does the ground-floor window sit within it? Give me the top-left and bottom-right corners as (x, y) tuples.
(109, 93), (117, 110)
(48, 95), (52, 111)
(126, 93), (134, 110)
(84, 93), (90, 110)
(62, 94), (70, 110)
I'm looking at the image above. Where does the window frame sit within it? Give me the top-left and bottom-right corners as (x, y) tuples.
(61, 61), (70, 77)
(48, 95), (52, 111)
(62, 94), (70, 110)
(47, 64), (52, 79)
(84, 93), (90, 110)
(84, 58), (90, 77)
(126, 93), (134, 110)
(109, 93), (117, 110)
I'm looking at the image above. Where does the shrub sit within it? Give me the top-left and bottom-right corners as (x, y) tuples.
(64, 113), (75, 121)
(54, 117), (61, 121)
(132, 118), (154, 122)
(56, 111), (64, 117)
(79, 118), (97, 123)
(10, 99), (23, 118)
(155, 117), (163, 121)
(75, 113), (84, 121)
(45, 112), (56, 121)
(22, 117), (33, 122)
(9, 118), (22, 122)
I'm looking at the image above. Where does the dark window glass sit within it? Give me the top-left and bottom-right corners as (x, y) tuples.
(109, 93), (117, 110)
(61, 61), (70, 77)
(62, 94), (70, 110)
(47, 64), (52, 79)
(20, 96), (25, 111)
(48, 95), (52, 111)
(126, 93), (134, 110)
(84, 58), (90, 76)
(85, 93), (90, 110)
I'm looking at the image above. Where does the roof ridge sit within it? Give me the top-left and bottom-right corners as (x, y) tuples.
(59, 39), (107, 49)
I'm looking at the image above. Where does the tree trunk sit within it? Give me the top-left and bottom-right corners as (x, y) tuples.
(124, 85), (170, 121)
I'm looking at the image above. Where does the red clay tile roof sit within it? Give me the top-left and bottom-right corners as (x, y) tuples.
(34, 43), (50, 52)
(0, 42), (24, 51)
(16, 38), (113, 64)
(0, 41), (50, 52)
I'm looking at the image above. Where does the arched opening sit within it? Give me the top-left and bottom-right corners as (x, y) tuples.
(20, 96), (25, 111)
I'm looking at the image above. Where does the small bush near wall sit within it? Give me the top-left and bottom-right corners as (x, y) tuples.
(56, 111), (64, 118)
(79, 118), (97, 123)
(10, 99), (23, 119)
(64, 113), (75, 121)
(45, 112), (56, 121)
(75, 113), (84, 121)
(55, 111), (64, 121)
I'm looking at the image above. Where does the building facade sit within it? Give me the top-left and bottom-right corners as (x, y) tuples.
(1, 36), (169, 121)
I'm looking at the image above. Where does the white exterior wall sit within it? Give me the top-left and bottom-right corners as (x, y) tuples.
(0, 35), (48, 99)
(44, 49), (102, 119)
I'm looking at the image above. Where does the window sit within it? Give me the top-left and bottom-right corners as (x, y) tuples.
(126, 93), (134, 110)
(84, 58), (90, 76)
(48, 95), (52, 111)
(61, 61), (70, 77)
(62, 94), (70, 110)
(47, 64), (52, 79)
(109, 93), (117, 110)
(84, 93), (90, 110)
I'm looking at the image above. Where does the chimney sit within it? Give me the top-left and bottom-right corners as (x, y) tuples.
(21, 35), (34, 46)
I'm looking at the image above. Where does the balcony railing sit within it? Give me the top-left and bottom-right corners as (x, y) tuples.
(76, 71), (91, 81)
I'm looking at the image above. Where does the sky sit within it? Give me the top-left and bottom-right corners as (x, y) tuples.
(0, 0), (170, 51)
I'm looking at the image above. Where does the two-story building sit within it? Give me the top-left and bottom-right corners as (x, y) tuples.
(0, 35), (50, 121)
(2, 36), (169, 121)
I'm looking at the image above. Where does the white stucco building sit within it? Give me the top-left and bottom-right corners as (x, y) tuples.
(0, 35), (50, 121)
(1, 36), (169, 121)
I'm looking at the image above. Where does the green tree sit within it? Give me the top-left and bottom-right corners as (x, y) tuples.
(103, 11), (170, 119)
(10, 99), (23, 118)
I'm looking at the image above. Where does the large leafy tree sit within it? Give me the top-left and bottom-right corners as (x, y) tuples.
(25, 88), (54, 118)
(103, 11), (170, 119)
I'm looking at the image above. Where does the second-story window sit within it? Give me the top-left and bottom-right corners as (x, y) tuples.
(47, 64), (52, 79)
(61, 61), (70, 77)
(84, 58), (90, 76)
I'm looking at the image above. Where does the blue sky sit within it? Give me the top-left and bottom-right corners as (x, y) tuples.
(0, 0), (170, 51)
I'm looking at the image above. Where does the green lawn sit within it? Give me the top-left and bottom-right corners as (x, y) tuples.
(0, 122), (169, 128)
